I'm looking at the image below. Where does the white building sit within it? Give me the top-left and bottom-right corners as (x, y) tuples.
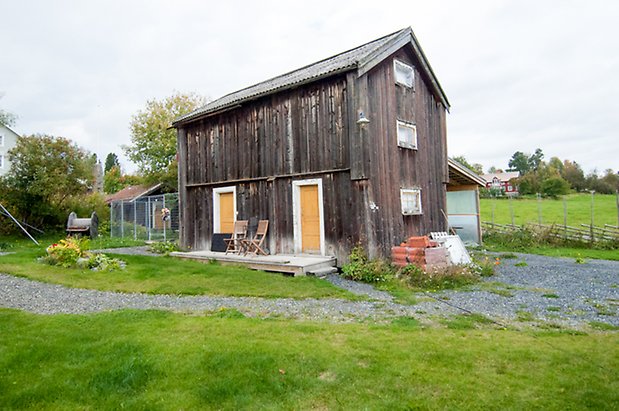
(0, 124), (20, 177)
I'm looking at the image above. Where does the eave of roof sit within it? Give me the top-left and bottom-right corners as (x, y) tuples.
(174, 27), (449, 127)
(448, 158), (486, 187)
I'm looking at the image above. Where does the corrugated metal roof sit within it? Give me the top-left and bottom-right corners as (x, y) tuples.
(174, 28), (411, 125)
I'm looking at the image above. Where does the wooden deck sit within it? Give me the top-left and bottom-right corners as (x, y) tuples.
(170, 251), (337, 276)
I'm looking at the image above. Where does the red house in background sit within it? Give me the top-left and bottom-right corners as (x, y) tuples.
(481, 171), (519, 196)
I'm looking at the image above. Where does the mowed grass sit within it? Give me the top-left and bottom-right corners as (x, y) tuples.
(484, 243), (619, 261)
(0, 309), (617, 410)
(481, 193), (618, 227)
(0, 242), (356, 300)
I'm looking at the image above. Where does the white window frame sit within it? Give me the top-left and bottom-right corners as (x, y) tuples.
(292, 178), (326, 255)
(394, 59), (414, 88)
(212, 186), (236, 233)
(397, 119), (417, 150)
(401, 188), (422, 215)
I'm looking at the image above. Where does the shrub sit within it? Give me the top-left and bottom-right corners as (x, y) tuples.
(40, 236), (125, 271)
(149, 241), (180, 255)
(341, 246), (393, 283)
(42, 236), (90, 267)
(397, 264), (480, 291)
(84, 253), (126, 272)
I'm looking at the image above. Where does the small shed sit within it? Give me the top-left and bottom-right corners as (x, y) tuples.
(104, 183), (163, 205)
(447, 158), (486, 244)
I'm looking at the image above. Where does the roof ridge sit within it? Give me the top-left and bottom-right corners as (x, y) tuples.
(173, 28), (410, 125)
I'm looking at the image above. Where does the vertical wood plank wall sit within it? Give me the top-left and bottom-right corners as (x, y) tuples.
(177, 45), (448, 263)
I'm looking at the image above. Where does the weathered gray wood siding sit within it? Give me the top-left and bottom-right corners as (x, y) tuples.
(359, 47), (448, 258)
(178, 75), (369, 257)
(177, 45), (448, 263)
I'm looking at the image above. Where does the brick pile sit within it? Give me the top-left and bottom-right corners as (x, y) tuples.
(391, 236), (449, 271)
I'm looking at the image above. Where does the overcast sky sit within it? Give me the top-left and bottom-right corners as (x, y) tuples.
(2, 0), (618, 175)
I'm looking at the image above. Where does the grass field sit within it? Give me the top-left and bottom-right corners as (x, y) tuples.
(0, 239), (356, 300)
(1, 309), (617, 410)
(480, 193), (618, 227)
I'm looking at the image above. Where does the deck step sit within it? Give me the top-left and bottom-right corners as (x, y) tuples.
(308, 267), (338, 277)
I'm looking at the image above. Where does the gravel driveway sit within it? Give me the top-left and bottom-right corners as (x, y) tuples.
(1, 251), (617, 328)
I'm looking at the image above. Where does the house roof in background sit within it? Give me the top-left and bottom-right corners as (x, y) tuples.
(481, 171), (520, 182)
(104, 183), (162, 204)
(174, 27), (449, 126)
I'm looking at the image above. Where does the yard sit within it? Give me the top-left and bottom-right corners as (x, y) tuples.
(480, 193), (618, 227)
(1, 309), (617, 410)
(1, 236), (618, 409)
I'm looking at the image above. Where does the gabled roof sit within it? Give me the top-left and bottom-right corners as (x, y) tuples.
(104, 183), (163, 204)
(448, 158), (486, 187)
(481, 171), (520, 183)
(174, 27), (449, 126)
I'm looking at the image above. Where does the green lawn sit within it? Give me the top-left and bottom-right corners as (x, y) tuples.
(481, 193), (618, 227)
(0, 241), (356, 300)
(483, 243), (619, 261)
(0, 309), (616, 410)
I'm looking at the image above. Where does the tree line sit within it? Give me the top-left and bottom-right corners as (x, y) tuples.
(0, 92), (204, 232)
(454, 149), (618, 197)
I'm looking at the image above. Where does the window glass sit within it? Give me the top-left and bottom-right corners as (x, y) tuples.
(401, 188), (422, 215)
(397, 120), (417, 149)
(394, 60), (414, 88)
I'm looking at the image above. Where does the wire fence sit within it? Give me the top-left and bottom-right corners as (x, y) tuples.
(110, 193), (179, 241)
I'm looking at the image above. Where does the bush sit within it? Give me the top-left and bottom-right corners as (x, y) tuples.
(42, 236), (90, 267)
(397, 264), (480, 291)
(40, 236), (125, 271)
(341, 246), (393, 283)
(149, 241), (180, 255)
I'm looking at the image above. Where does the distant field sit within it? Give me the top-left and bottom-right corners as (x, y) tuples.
(480, 194), (618, 227)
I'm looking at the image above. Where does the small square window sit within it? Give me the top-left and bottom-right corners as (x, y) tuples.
(397, 120), (417, 149)
(401, 188), (422, 215)
(394, 59), (414, 88)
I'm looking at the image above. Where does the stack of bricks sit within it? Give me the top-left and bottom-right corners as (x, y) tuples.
(391, 236), (449, 271)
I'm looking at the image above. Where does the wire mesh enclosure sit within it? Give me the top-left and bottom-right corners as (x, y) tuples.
(110, 193), (179, 241)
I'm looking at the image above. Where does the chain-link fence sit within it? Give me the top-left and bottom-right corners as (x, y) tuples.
(110, 193), (179, 241)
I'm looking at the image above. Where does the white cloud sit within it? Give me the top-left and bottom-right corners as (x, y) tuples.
(1, 0), (617, 175)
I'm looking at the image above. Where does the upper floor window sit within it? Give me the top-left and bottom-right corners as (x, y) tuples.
(397, 120), (417, 150)
(394, 59), (414, 88)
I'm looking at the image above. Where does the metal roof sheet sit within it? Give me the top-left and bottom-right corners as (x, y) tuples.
(174, 27), (448, 125)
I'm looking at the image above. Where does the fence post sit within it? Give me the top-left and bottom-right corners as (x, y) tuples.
(563, 197), (567, 239)
(590, 190), (595, 243)
(110, 202), (114, 238)
(537, 193), (542, 224)
(120, 200), (124, 239)
(147, 197), (152, 241)
(134, 200), (137, 241)
(509, 195), (515, 226)
(163, 195), (167, 241)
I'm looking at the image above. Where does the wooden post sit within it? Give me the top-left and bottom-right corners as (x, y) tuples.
(537, 192), (542, 224)
(509, 196), (515, 227)
(590, 190), (595, 243)
(563, 197), (568, 239)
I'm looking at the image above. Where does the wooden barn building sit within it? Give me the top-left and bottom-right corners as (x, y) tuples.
(173, 27), (451, 264)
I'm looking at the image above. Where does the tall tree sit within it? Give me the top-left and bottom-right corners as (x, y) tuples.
(507, 151), (530, 174)
(561, 160), (586, 191)
(104, 152), (120, 173)
(0, 134), (94, 226)
(0, 94), (17, 127)
(123, 92), (206, 190)
(452, 155), (483, 175)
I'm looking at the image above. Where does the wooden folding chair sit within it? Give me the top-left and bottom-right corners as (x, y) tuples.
(241, 220), (269, 256)
(224, 220), (248, 254)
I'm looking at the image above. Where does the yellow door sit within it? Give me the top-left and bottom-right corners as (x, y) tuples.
(219, 192), (234, 232)
(300, 185), (321, 252)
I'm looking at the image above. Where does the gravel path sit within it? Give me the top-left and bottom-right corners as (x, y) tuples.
(1, 251), (617, 327)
